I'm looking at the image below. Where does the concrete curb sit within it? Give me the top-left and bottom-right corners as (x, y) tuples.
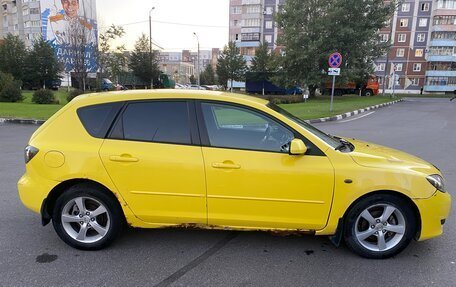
(0, 99), (403, 126)
(306, 99), (403, 124)
(0, 118), (45, 125)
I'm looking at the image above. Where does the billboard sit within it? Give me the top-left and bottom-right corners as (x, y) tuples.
(41, 0), (98, 73)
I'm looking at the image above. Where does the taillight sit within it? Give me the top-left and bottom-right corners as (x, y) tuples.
(24, 145), (39, 164)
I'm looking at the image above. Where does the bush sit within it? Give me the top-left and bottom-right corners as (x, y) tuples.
(67, 89), (84, 102)
(256, 95), (304, 104)
(32, 89), (56, 104)
(0, 72), (23, 102)
(0, 81), (23, 102)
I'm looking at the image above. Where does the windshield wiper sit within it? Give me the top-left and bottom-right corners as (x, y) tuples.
(335, 142), (349, 151)
(334, 137), (355, 152)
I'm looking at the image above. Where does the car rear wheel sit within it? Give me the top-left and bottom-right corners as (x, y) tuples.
(52, 184), (123, 250)
(344, 194), (417, 259)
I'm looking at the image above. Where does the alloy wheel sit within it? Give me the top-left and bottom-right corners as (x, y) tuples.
(354, 204), (406, 252)
(61, 196), (111, 244)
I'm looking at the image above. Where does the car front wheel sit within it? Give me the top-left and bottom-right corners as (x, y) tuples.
(344, 194), (417, 259)
(52, 184), (123, 250)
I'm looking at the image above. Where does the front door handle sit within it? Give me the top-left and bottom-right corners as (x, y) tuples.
(212, 162), (241, 169)
(109, 155), (139, 163)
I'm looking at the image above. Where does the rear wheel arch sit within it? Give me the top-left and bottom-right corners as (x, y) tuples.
(42, 179), (125, 226)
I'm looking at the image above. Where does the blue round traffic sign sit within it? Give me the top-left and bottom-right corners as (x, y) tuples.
(329, 52), (342, 68)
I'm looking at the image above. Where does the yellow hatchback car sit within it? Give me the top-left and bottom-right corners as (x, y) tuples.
(18, 90), (451, 258)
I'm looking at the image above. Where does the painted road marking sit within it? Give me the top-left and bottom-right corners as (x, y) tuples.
(338, 111), (375, 123)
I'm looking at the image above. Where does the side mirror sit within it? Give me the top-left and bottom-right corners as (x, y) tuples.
(290, 139), (307, 155)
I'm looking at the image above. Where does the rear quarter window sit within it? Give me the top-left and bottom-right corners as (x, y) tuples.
(77, 102), (123, 138)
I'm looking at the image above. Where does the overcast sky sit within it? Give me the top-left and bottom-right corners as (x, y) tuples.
(98, 0), (230, 52)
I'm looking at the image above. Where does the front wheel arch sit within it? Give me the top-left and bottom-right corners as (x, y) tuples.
(42, 179), (125, 226)
(331, 190), (422, 246)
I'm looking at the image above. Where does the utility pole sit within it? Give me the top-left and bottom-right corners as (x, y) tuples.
(193, 32), (200, 87)
(149, 7), (155, 89)
(383, 1), (402, 96)
(392, 63), (396, 99)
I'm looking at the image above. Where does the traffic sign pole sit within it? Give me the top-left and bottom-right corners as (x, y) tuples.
(330, 75), (336, 112)
(328, 52), (343, 113)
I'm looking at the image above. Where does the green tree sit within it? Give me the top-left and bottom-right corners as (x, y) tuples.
(200, 64), (216, 85)
(24, 38), (62, 89)
(276, 0), (395, 97)
(250, 41), (275, 74)
(129, 34), (160, 88)
(98, 25), (127, 84)
(106, 49), (127, 84)
(249, 41), (277, 95)
(189, 74), (197, 85)
(0, 34), (27, 83)
(216, 41), (247, 91)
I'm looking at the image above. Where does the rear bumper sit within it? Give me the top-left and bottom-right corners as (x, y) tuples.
(414, 191), (452, 241)
(18, 173), (57, 215)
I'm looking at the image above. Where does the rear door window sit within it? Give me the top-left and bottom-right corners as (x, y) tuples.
(112, 101), (192, 145)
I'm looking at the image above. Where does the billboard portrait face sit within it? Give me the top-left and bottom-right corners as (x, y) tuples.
(41, 0), (98, 73)
(61, 0), (80, 19)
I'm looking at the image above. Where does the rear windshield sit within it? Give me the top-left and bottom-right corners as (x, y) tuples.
(77, 102), (123, 138)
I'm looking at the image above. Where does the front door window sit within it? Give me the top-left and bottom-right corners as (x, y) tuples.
(201, 103), (294, 153)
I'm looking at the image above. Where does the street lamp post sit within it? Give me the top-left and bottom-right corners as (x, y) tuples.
(149, 7), (155, 89)
(193, 32), (200, 87)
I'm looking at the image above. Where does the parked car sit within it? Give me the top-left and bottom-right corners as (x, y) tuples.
(101, 78), (114, 91)
(18, 90), (451, 258)
(188, 85), (206, 90)
(46, 79), (62, 91)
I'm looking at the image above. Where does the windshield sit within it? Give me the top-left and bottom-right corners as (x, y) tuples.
(267, 103), (341, 149)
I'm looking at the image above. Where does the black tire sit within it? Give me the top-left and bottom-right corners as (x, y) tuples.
(343, 194), (417, 259)
(52, 183), (123, 250)
(362, 89), (373, 97)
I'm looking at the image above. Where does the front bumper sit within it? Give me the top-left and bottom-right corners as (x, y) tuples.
(414, 191), (452, 241)
(18, 173), (58, 214)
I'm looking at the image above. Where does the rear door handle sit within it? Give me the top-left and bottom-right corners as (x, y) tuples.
(212, 162), (241, 169)
(109, 155), (139, 163)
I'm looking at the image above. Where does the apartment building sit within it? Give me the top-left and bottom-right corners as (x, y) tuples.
(183, 48), (220, 72)
(1, 0), (42, 48)
(375, 0), (456, 93)
(159, 61), (195, 85)
(374, 0), (432, 93)
(229, 0), (284, 63)
(158, 48), (220, 84)
(425, 0), (456, 92)
(158, 51), (183, 63)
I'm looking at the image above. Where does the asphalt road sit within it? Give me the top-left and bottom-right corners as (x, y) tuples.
(0, 98), (455, 287)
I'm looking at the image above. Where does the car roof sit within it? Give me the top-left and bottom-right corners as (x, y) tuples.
(72, 89), (269, 107)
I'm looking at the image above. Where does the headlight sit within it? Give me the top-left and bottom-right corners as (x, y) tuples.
(427, 175), (446, 193)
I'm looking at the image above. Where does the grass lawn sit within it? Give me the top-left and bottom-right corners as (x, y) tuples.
(280, 95), (396, 120)
(0, 91), (398, 121)
(0, 90), (69, 120)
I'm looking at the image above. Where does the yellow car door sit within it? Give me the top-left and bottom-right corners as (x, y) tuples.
(99, 100), (207, 225)
(197, 102), (334, 230)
